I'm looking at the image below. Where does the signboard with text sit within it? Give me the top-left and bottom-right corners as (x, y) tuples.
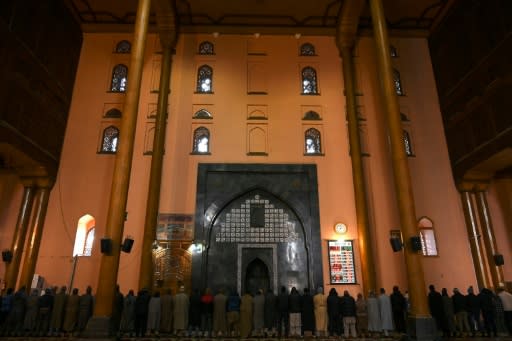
(328, 240), (356, 284)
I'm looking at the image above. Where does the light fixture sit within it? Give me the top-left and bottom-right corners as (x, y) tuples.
(294, 33), (301, 39)
(212, 32), (219, 38)
(254, 33), (260, 38)
(334, 222), (347, 235)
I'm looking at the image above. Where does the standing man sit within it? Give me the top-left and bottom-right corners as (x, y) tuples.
(498, 285), (512, 335)
(340, 290), (357, 338)
(313, 287), (327, 337)
(378, 288), (393, 337)
(390, 286), (407, 334)
(213, 288), (227, 337)
(173, 285), (189, 337)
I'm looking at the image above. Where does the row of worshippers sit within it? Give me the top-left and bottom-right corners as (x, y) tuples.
(0, 285), (94, 337)
(115, 284), (408, 339)
(428, 284), (512, 338)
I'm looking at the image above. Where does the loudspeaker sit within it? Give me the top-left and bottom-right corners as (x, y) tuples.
(390, 237), (403, 252)
(494, 254), (505, 266)
(121, 238), (134, 253)
(2, 250), (12, 262)
(100, 238), (112, 254)
(410, 236), (423, 252)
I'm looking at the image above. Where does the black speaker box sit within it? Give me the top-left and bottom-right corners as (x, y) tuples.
(410, 236), (423, 252)
(389, 237), (403, 252)
(2, 250), (13, 262)
(100, 238), (112, 254)
(121, 238), (134, 253)
(494, 254), (505, 266)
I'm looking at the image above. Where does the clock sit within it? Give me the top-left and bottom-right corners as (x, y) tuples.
(334, 222), (347, 234)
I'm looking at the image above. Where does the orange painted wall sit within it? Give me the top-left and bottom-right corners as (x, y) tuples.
(2, 31), (509, 296)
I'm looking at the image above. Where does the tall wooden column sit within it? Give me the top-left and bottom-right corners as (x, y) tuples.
(458, 184), (491, 290)
(339, 46), (376, 294)
(18, 178), (53, 291)
(92, 0), (151, 320)
(139, 43), (174, 290)
(369, 1), (432, 336)
(474, 186), (504, 288)
(4, 179), (36, 291)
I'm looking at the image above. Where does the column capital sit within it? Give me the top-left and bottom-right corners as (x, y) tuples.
(335, 0), (365, 51)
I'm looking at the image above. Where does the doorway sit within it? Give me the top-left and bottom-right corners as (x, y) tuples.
(245, 258), (270, 295)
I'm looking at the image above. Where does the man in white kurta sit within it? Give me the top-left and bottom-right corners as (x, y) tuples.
(378, 288), (394, 336)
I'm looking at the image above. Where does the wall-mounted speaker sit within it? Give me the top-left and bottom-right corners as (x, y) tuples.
(410, 236), (423, 252)
(121, 238), (134, 253)
(494, 254), (505, 266)
(2, 250), (13, 262)
(100, 238), (112, 254)
(389, 237), (403, 252)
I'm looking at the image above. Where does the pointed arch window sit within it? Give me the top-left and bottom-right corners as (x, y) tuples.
(73, 215), (95, 257)
(110, 64), (128, 92)
(101, 126), (119, 153)
(305, 128), (322, 154)
(199, 41), (214, 55)
(301, 67), (318, 95)
(403, 129), (414, 156)
(393, 68), (404, 96)
(303, 110), (321, 121)
(193, 109), (213, 119)
(115, 40), (131, 53)
(105, 108), (122, 118)
(300, 43), (316, 56)
(196, 65), (213, 93)
(192, 127), (210, 154)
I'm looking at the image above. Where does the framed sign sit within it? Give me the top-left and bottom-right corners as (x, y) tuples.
(328, 240), (356, 284)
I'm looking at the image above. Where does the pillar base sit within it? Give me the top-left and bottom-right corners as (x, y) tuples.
(406, 315), (438, 341)
(78, 316), (114, 339)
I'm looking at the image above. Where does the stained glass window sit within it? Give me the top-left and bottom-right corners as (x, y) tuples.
(196, 65), (213, 93)
(110, 64), (128, 92)
(301, 67), (318, 94)
(300, 43), (316, 56)
(199, 41), (214, 55)
(393, 68), (404, 96)
(115, 40), (131, 53)
(403, 130), (413, 156)
(101, 126), (119, 153)
(193, 127), (210, 153)
(305, 128), (321, 154)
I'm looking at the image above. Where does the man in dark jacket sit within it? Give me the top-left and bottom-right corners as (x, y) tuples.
(452, 288), (471, 337)
(327, 288), (340, 336)
(390, 286), (407, 333)
(301, 288), (315, 336)
(428, 285), (445, 334)
(467, 286), (481, 336)
(340, 290), (357, 338)
(277, 286), (289, 337)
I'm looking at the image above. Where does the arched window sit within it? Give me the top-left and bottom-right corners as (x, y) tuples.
(300, 43), (316, 56)
(393, 68), (404, 96)
(115, 40), (131, 53)
(193, 109), (213, 119)
(101, 126), (119, 153)
(403, 129), (413, 156)
(73, 214), (95, 257)
(196, 65), (213, 93)
(390, 45), (398, 57)
(110, 64), (128, 92)
(105, 108), (122, 118)
(303, 110), (321, 120)
(418, 217), (438, 256)
(192, 127), (210, 153)
(305, 128), (321, 154)
(199, 41), (214, 55)
(301, 67), (318, 94)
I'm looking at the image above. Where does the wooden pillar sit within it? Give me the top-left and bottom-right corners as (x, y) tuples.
(4, 179), (36, 291)
(92, 0), (151, 319)
(18, 178), (53, 291)
(459, 189), (491, 290)
(339, 46), (376, 294)
(474, 187), (504, 288)
(369, 0), (430, 320)
(139, 44), (174, 290)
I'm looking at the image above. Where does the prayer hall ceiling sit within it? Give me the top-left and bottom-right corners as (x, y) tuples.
(66, 0), (454, 35)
